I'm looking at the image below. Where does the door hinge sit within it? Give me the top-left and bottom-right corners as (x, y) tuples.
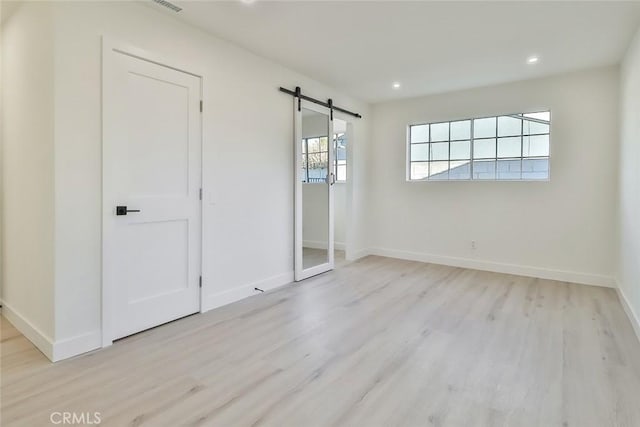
(199, 188), (203, 200)
(200, 100), (203, 113)
(199, 276), (202, 288)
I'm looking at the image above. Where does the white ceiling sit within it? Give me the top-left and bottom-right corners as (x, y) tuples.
(167, 1), (640, 103)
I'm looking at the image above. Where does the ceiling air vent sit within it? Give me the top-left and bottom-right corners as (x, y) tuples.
(151, 0), (182, 13)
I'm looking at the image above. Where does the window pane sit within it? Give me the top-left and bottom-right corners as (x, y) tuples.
(522, 158), (549, 180)
(473, 138), (496, 159)
(411, 162), (429, 180)
(307, 138), (320, 153)
(307, 152), (327, 178)
(450, 140), (471, 160)
(302, 140), (306, 154)
(497, 159), (522, 180)
(429, 161), (449, 179)
(411, 125), (429, 143)
(319, 137), (329, 151)
(319, 152), (328, 165)
(430, 142), (449, 161)
(472, 160), (496, 180)
(497, 137), (521, 158)
(333, 132), (347, 182)
(450, 120), (471, 140)
(430, 122), (449, 142)
(449, 160), (471, 180)
(523, 135), (549, 157)
(522, 119), (549, 135)
(498, 116), (521, 137)
(335, 134), (347, 160)
(410, 143), (429, 161)
(474, 117), (496, 138)
(307, 166), (326, 181)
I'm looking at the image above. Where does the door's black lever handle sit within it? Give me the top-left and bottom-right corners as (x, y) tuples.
(116, 206), (141, 216)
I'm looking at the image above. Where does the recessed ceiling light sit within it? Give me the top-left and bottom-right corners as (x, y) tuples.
(392, 82), (401, 89)
(527, 56), (539, 64)
(241, 0), (256, 4)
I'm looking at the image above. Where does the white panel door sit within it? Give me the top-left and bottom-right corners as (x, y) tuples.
(104, 49), (202, 340)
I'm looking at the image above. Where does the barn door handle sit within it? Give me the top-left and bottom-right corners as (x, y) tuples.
(116, 206), (141, 216)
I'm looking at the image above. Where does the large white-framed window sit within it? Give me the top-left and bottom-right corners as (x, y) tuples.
(301, 133), (347, 183)
(408, 111), (550, 181)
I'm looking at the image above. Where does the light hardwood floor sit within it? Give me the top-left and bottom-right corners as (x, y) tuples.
(2, 255), (640, 426)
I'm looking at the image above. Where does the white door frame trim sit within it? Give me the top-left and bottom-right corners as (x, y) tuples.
(101, 36), (205, 347)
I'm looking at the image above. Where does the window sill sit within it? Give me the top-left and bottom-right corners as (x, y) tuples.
(405, 178), (551, 183)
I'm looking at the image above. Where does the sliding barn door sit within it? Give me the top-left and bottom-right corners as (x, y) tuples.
(294, 100), (335, 281)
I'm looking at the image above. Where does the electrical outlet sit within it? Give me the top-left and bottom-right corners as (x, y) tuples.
(471, 240), (477, 250)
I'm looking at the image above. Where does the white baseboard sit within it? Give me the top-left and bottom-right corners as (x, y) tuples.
(1, 299), (55, 361)
(616, 281), (640, 343)
(347, 248), (372, 261)
(202, 271), (294, 312)
(52, 330), (101, 362)
(303, 240), (345, 251)
(368, 247), (615, 288)
(2, 299), (102, 362)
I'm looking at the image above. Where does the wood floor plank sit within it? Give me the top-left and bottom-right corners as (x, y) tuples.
(2, 255), (640, 426)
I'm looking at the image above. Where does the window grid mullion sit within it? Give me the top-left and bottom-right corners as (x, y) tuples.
(447, 122), (451, 180)
(427, 124), (431, 180)
(520, 116), (524, 180)
(494, 117), (498, 178)
(336, 134), (341, 181)
(470, 120), (475, 180)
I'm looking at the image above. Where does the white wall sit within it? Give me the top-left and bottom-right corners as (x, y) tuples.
(617, 27), (640, 338)
(369, 67), (619, 286)
(44, 1), (370, 358)
(0, 2), (56, 355)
